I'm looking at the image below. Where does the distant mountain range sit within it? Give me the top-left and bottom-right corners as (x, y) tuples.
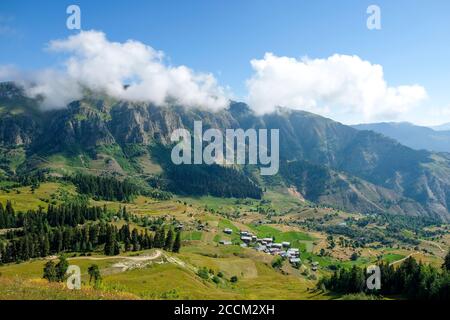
(432, 123), (450, 131)
(1, 82), (450, 221)
(352, 122), (450, 153)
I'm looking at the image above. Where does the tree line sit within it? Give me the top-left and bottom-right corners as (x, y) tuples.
(166, 164), (263, 199)
(0, 202), (181, 264)
(0, 200), (15, 229)
(318, 253), (450, 300)
(69, 174), (141, 202)
(69, 173), (172, 202)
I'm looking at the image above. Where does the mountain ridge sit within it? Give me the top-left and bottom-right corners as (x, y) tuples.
(352, 122), (450, 153)
(432, 122), (450, 131)
(0, 82), (449, 221)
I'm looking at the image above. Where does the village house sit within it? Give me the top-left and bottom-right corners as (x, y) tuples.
(271, 243), (283, 249)
(223, 228), (233, 234)
(287, 248), (299, 257)
(236, 230), (303, 266)
(219, 240), (232, 245)
(241, 236), (252, 243)
(269, 247), (281, 255)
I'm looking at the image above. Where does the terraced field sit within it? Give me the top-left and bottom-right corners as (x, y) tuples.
(0, 181), (448, 300)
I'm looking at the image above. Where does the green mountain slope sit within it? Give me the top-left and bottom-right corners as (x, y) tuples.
(0, 82), (449, 221)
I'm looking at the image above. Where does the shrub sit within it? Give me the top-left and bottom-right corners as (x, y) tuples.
(197, 267), (210, 280)
(271, 257), (283, 269)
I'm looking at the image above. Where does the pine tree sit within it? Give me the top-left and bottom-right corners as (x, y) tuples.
(43, 260), (57, 282)
(113, 240), (120, 255)
(88, 264), (102, 287)
(0, 203), (5, 228)
(172, 232), (181, 253)
(104, 225), (114, 256)
(164, 229), (174, 251)
(444, 249), (450, 271)
(131, 228), (140, 251)
(41, 234), (50, 257)
(55, 255), (69, 282)
(154, 227), (165, 248)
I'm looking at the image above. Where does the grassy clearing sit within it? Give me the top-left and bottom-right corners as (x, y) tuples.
(176, 195), (260, 215)
(218, 218), (240, 232)
(235, 262), (322, 300)
(182, 231), (203, 241)
(263, 188), (306, 213)
(381, 253), (405, 264)
(0, 256), (118, 280)
(102, 249), (322, 300)
(103, 263), (241, 300)
(0, 277), (138, 300)
(0, 182), (77, 212)
(252, 225), (315, 249)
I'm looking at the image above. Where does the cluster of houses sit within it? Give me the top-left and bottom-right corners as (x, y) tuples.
(219, 228), (317, 269)
(246, 233), (302, 266)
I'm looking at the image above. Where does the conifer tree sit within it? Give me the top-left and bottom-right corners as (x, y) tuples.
(164, 229), (174, 251)
(444, 249), (450, 271)
(172, 232), (181, 253)
(88, 264), (102, 287)
(55, 255), (69, 282)
(43, 260), (57, 282)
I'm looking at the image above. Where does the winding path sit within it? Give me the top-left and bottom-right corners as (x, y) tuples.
(389, 252), (420, 266)
(48, 250), (162, 262)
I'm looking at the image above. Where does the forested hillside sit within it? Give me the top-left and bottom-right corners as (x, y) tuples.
(0, 82), (449, 220)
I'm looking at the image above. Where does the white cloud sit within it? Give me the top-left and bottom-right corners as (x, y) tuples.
(0, 36), (430, 120)
(26, 69), (83, 109)
(1, 30), (229, 110)
(246, 53), (427, 122)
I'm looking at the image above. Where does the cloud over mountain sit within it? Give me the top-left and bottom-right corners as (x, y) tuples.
(246, 53), (427, 121)
(1, 30), (229, 110)
(0, 32), (429, 122)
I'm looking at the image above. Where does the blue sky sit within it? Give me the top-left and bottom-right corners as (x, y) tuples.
(1, 0), (450, 125)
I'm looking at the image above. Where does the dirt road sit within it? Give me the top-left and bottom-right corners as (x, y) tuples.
(389, 252), (420, 266)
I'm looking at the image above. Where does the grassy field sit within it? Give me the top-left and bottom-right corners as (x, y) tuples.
(381, 253), (405, 264)
(0, 277), (138, 300)
(100, 250), (322, 300)
(251, 225), (316, 253)
(182, 231), (203, 241)
(0, 180), (447, 300)
(0, 182), (77, 212)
